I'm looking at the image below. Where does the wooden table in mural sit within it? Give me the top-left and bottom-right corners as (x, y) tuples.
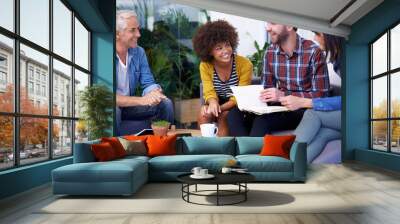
(168, 129), (201, 137)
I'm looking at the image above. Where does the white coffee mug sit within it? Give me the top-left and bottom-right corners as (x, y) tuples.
(200, 169), (208, 176)
(200, 123), (218, 137)
(221, 167), (232, 174)
(191, 167), (202, 176)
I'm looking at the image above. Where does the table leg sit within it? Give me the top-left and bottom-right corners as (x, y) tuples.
(217, 184), (219, 206)
(245, 183), (247, 201)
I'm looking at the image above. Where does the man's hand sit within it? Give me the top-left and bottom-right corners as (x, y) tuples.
(259, 88), (285, 102)
(142, 89), (166, 106)
(206, 98), (221, 117)
(279, 95), (313, 111)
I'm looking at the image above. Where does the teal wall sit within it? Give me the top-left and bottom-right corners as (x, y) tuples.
(92, 32), (115, 136)
(0, 158), (72, 199)
(346, 0), (400, 171)
(0, 0), (115, 200)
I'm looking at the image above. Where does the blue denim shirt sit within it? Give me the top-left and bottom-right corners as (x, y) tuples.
(115, 46), (160, 130)
(115, 46), (160, 97)
(312, 96), (341, 111)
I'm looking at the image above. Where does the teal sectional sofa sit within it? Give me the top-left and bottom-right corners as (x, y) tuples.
(52, 137), (307, 196)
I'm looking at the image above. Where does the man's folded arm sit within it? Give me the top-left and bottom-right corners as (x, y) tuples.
(116, 94), (144, 107)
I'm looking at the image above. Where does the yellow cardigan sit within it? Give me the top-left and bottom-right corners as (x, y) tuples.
(200, 55), (253, 104)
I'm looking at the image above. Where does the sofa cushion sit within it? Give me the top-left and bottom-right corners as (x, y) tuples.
(91, 142), (118, 162)
(118, 138), (147, 156)
(236, 137), (263, 155)
(101, 137), (127, 158)
(180, 137), (235, 155)
(236, 155), (293, 172)
(146, 135), (177, 157)
(124, 135), (149, 141)
(260, 135), (296, 159)
(52, 159), (146, 183)
(148, 154), (235, 172)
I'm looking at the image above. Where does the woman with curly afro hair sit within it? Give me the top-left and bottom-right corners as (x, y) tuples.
(192, 20), (253, 136)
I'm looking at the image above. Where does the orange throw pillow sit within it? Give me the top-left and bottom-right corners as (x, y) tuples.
(259, 135), (296, 159)
(124, 135), (149, 142)
(101, 137), (126, 158)
(146, 135), (177, 157)
(91, 142), (117, 162)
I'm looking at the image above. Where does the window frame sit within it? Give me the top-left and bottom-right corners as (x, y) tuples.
(0, 0), (92, 171)
(370, 19), (400, 154)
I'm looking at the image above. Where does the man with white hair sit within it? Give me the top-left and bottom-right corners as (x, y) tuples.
(115, 10), (174, 135)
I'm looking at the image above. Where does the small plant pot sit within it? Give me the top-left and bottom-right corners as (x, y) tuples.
(151, 125), (169, 136)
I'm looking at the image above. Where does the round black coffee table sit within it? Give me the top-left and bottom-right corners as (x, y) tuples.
(177, 173), (255, 206)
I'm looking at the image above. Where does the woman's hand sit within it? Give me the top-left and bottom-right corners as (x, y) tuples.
(200, 105), (209, 117)
(206, 98), (221, 117)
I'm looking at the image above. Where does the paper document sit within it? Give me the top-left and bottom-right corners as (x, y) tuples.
(230, 85), (288, 115)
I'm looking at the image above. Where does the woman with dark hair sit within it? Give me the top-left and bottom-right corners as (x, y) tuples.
(279, 32), (344, 163)
(192, 20), (253, 136)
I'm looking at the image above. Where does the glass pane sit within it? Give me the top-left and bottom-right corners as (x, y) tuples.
(372, 33), (387, 76)
(0, 35), (14, 112)
(74, 18), (89, 70)
(74, 69), (89, 118)
(372, 121), (388, 151)
(0, 0), (14, 31)
(20, 44), (49, 115)
(53, 119), (72, 158)
(0, 116), (14, 170)
(392, 120), (400, 153)
(391, 24), (400, 70)
(391, 72), (400, 118)
(372, 77), (387, 119)
(20, 0), (49, 49)
(53, 0), (72, 60)
(53, 59), (72, 117)
(75, 120), (88, 143)
(20, 117), (49, 165)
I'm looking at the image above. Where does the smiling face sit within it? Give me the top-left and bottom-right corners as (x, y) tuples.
(266, 23), (290, 45)
(116, 16), (141, 49)
(210, 42), (233, 63)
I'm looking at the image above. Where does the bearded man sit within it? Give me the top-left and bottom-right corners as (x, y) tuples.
(227, 23), (330, 136)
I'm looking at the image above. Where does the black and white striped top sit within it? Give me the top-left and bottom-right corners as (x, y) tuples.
(213, 56), (238, 101)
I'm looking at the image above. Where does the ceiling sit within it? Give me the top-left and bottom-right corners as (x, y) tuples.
(170, 0), (384, 38)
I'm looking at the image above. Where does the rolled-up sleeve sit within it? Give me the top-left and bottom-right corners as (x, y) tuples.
(137, 47), (160, 95)
(312, 96), (341, 111)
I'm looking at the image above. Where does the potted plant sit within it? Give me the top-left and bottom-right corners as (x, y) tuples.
(151, 120), (171, 136)
(79, 84), (113, 140)
(247, 41), (269, 77)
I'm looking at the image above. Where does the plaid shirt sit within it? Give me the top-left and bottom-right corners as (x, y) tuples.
(262, 34), (329, 98)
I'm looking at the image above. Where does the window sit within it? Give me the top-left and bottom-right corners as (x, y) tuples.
(42, 85), (46, 97)
(20, 0), (49, 49)
(28, 81), (34, 94)
(41, 73), (46, 83)
(0, 54), (8, 87)
(35, 84), (40, 95)
(28, 67), (34, 80)
(0, 0), (14, 32)
(74, 18), (89, 70)
(53, 0), (72, 60)
(0, 71), (6, 83)
(370, 22), (400, 153)
(35, 70), (41, 81)
(0, 0), (91, 170)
